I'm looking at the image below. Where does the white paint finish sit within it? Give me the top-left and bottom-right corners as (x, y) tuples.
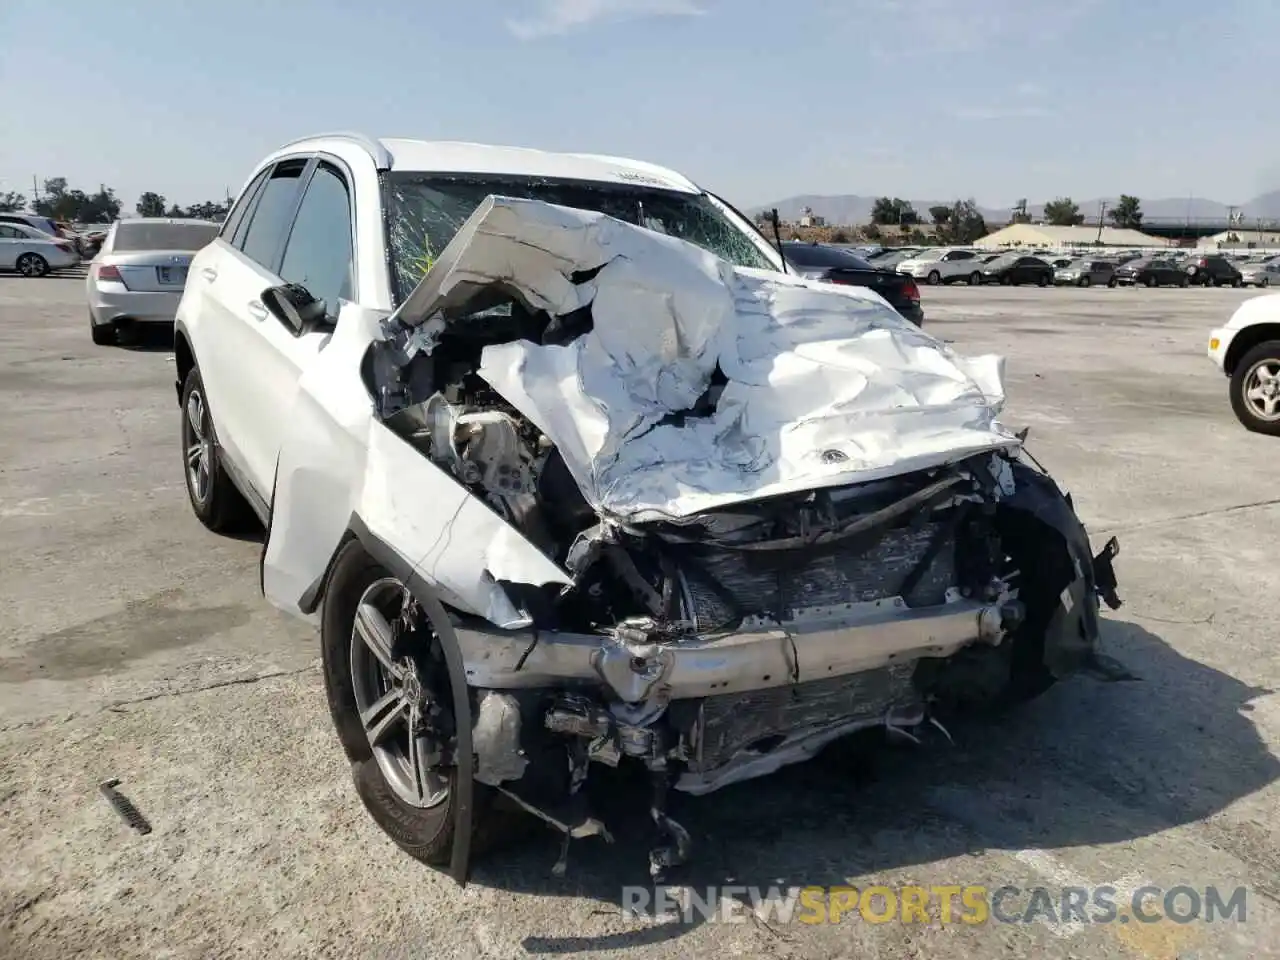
(262, 304), (570, 627)
(1209, 290), (1280, 370)
(401, 196), (1016, 522)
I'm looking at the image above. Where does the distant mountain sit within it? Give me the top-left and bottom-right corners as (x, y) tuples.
(752, 192), (1280, 225)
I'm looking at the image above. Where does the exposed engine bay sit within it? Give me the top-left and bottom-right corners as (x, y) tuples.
(263, 196), (1124, 881)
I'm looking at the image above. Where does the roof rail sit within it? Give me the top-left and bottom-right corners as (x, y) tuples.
(274, 131), (392, 170)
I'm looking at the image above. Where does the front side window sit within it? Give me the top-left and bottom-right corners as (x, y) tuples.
(384, 173), (776, 303)
(278, 163), (354, 315)
(238, 161), (307, 270)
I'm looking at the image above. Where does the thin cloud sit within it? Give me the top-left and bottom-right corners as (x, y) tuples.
(507, 0), (705, 39)
(949, 105), (1053, 121)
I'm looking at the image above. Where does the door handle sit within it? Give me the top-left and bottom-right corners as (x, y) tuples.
(247, 301), (268, 321)
(201, 267), (217, 282)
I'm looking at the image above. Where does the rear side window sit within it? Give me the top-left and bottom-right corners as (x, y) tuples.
(278, 162), (355, 315)
(220, 168), (270, 244)
(238, 160), (307, 270)
(0, 225), (21, 239)
(113, 222), (219, 252)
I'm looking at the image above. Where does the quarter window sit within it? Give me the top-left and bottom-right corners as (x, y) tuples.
(278, 162), (355, 315)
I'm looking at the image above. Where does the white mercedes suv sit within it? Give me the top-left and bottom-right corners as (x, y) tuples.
(174, 133), (1119, 884)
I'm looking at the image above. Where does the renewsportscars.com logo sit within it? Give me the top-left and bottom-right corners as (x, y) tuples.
(621, 884), (1250, 927)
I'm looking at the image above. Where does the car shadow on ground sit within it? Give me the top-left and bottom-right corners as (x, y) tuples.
(459, 618), (1277, 952)
(114, 323), (177, 353)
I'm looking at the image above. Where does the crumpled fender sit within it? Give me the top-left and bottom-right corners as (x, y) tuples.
(1002, 462), (1119, 678)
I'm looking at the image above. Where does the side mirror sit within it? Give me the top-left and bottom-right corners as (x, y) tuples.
(261, 283), (328, 335)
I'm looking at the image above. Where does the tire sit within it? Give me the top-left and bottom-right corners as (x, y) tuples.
(322, 545), (473, 870)
(967, 272), (981, 286)
(1037, 274), (1048, 287)
(1145, 275), (1157, 288)
(1229, 340), (1280, 436)
(16, 253), (49, 278)
(1232, 277), (1243, 288)
(1262, 278), (1271, 288)
(926, 270), (941, 285)
(179, 366), (253, 533)
(1180, 274), (1189, 288)
(1079, 276), (1091, 288)
(90, 316), (115, 345)
(1000, 274), (1013, 286)
(1107, 277), (1118, 288)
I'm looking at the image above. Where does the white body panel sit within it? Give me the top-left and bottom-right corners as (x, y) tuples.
(1208, 292), (1280, 371)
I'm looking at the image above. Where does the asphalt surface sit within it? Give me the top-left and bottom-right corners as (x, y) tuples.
(1, 276), (1277, 959)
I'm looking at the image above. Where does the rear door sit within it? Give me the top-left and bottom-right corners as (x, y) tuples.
(0, 225), (22, 268)
(194, 158), (311, 500)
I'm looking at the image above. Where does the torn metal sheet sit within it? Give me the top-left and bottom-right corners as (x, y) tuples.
(389, 196), (1019, 523)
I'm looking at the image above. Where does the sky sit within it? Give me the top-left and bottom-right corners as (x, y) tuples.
(3, 0), (1278, 213)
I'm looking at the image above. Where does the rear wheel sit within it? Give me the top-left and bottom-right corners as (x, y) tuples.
(1230, 341), (1280, 435)
(16, 253), (48, 278)
(967, 272), (980, 286)
(1232, 277), (1243, 288)
(90, 315), (115, 345)
(1079, 276), (1091, 287)
(926, 270), (941, 285)
(1262, 277), (1271, 288)
(1107, 276), (1118, 288)
(1037, 274), (1048, 287)
(1145, 275), (1158, 288)
(180, 367), (254, 533)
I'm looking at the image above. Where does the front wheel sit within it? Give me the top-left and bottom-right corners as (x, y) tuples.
(1080, 276), (1091, 287)
(1107, 277), (1118, 288)
(926, 270), (941, 285)
(1146, 275), (1158, 288)
(1232, 277), (1243, 288)
(1262, 278), (1271, 288)
(968, 272), (981, 286)
(1037, 274), (1049, 287)
(322, 546), (460, 866)
(180, 367), (253, 532)
(1230, 341), (1280, 435)
(16, 253), (49, 278)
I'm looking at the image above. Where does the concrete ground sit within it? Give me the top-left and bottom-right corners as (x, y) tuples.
(1, 276), (1277, 959)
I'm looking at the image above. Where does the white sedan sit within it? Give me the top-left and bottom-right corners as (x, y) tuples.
(0, 222), (80, 277)
(1208, 293), (1280, 434)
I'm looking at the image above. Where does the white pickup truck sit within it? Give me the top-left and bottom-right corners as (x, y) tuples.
(1208, 294), (1280, 434)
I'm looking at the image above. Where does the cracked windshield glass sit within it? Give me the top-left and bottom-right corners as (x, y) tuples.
(385, 173), (775, 300)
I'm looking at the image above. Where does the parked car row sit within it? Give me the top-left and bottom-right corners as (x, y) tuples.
(0, 215), (82, 276)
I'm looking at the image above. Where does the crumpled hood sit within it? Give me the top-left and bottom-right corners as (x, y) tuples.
(389, 196), (1019, 523)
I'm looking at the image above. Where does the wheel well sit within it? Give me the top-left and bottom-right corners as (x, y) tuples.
(174, 330), (195, 395)
(1225, 324), (1280, 376)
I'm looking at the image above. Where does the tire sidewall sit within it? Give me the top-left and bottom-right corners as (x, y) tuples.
(320, 541), (456, 861)
(1230, 341), (1280, 436)
(180, 368), (217, 522)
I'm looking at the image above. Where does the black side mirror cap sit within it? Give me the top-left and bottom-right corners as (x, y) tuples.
(261, 283), (327, 334)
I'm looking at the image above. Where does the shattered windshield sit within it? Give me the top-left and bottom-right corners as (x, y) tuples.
(385, 173), (777, 303)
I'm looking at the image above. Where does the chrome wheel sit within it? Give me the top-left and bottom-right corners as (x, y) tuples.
(350, 579), (450, 809)
(184, 389), (213, 504)
(1242, 358), (1280, 421)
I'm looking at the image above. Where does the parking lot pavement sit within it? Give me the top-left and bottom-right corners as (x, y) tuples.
(1, 278), (1277, 959)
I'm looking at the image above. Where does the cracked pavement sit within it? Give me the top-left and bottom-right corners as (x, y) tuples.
(1, 277), (1277, 959)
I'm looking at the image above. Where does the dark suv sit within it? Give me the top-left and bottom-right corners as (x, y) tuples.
(1186, 255), (1243, 287)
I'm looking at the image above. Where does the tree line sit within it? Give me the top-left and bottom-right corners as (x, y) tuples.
(870, 193), (1145, 234)
(0, 179), (229, 224)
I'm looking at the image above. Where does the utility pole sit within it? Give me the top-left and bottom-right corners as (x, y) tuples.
(1096, 200), (1106, 245)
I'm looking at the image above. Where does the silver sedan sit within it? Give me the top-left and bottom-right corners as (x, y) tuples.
(1239, 260), (1280, 288)
(0, 223), (80, 277)
(87, 219), (220, 345)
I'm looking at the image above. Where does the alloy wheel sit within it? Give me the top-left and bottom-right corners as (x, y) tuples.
(1242, 359), (1280, 422)
(184, 389), (213, 504)
(350, 579), (451, 809)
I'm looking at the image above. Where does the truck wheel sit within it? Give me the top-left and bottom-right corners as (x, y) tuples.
(1230, 340), (1280, 435)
